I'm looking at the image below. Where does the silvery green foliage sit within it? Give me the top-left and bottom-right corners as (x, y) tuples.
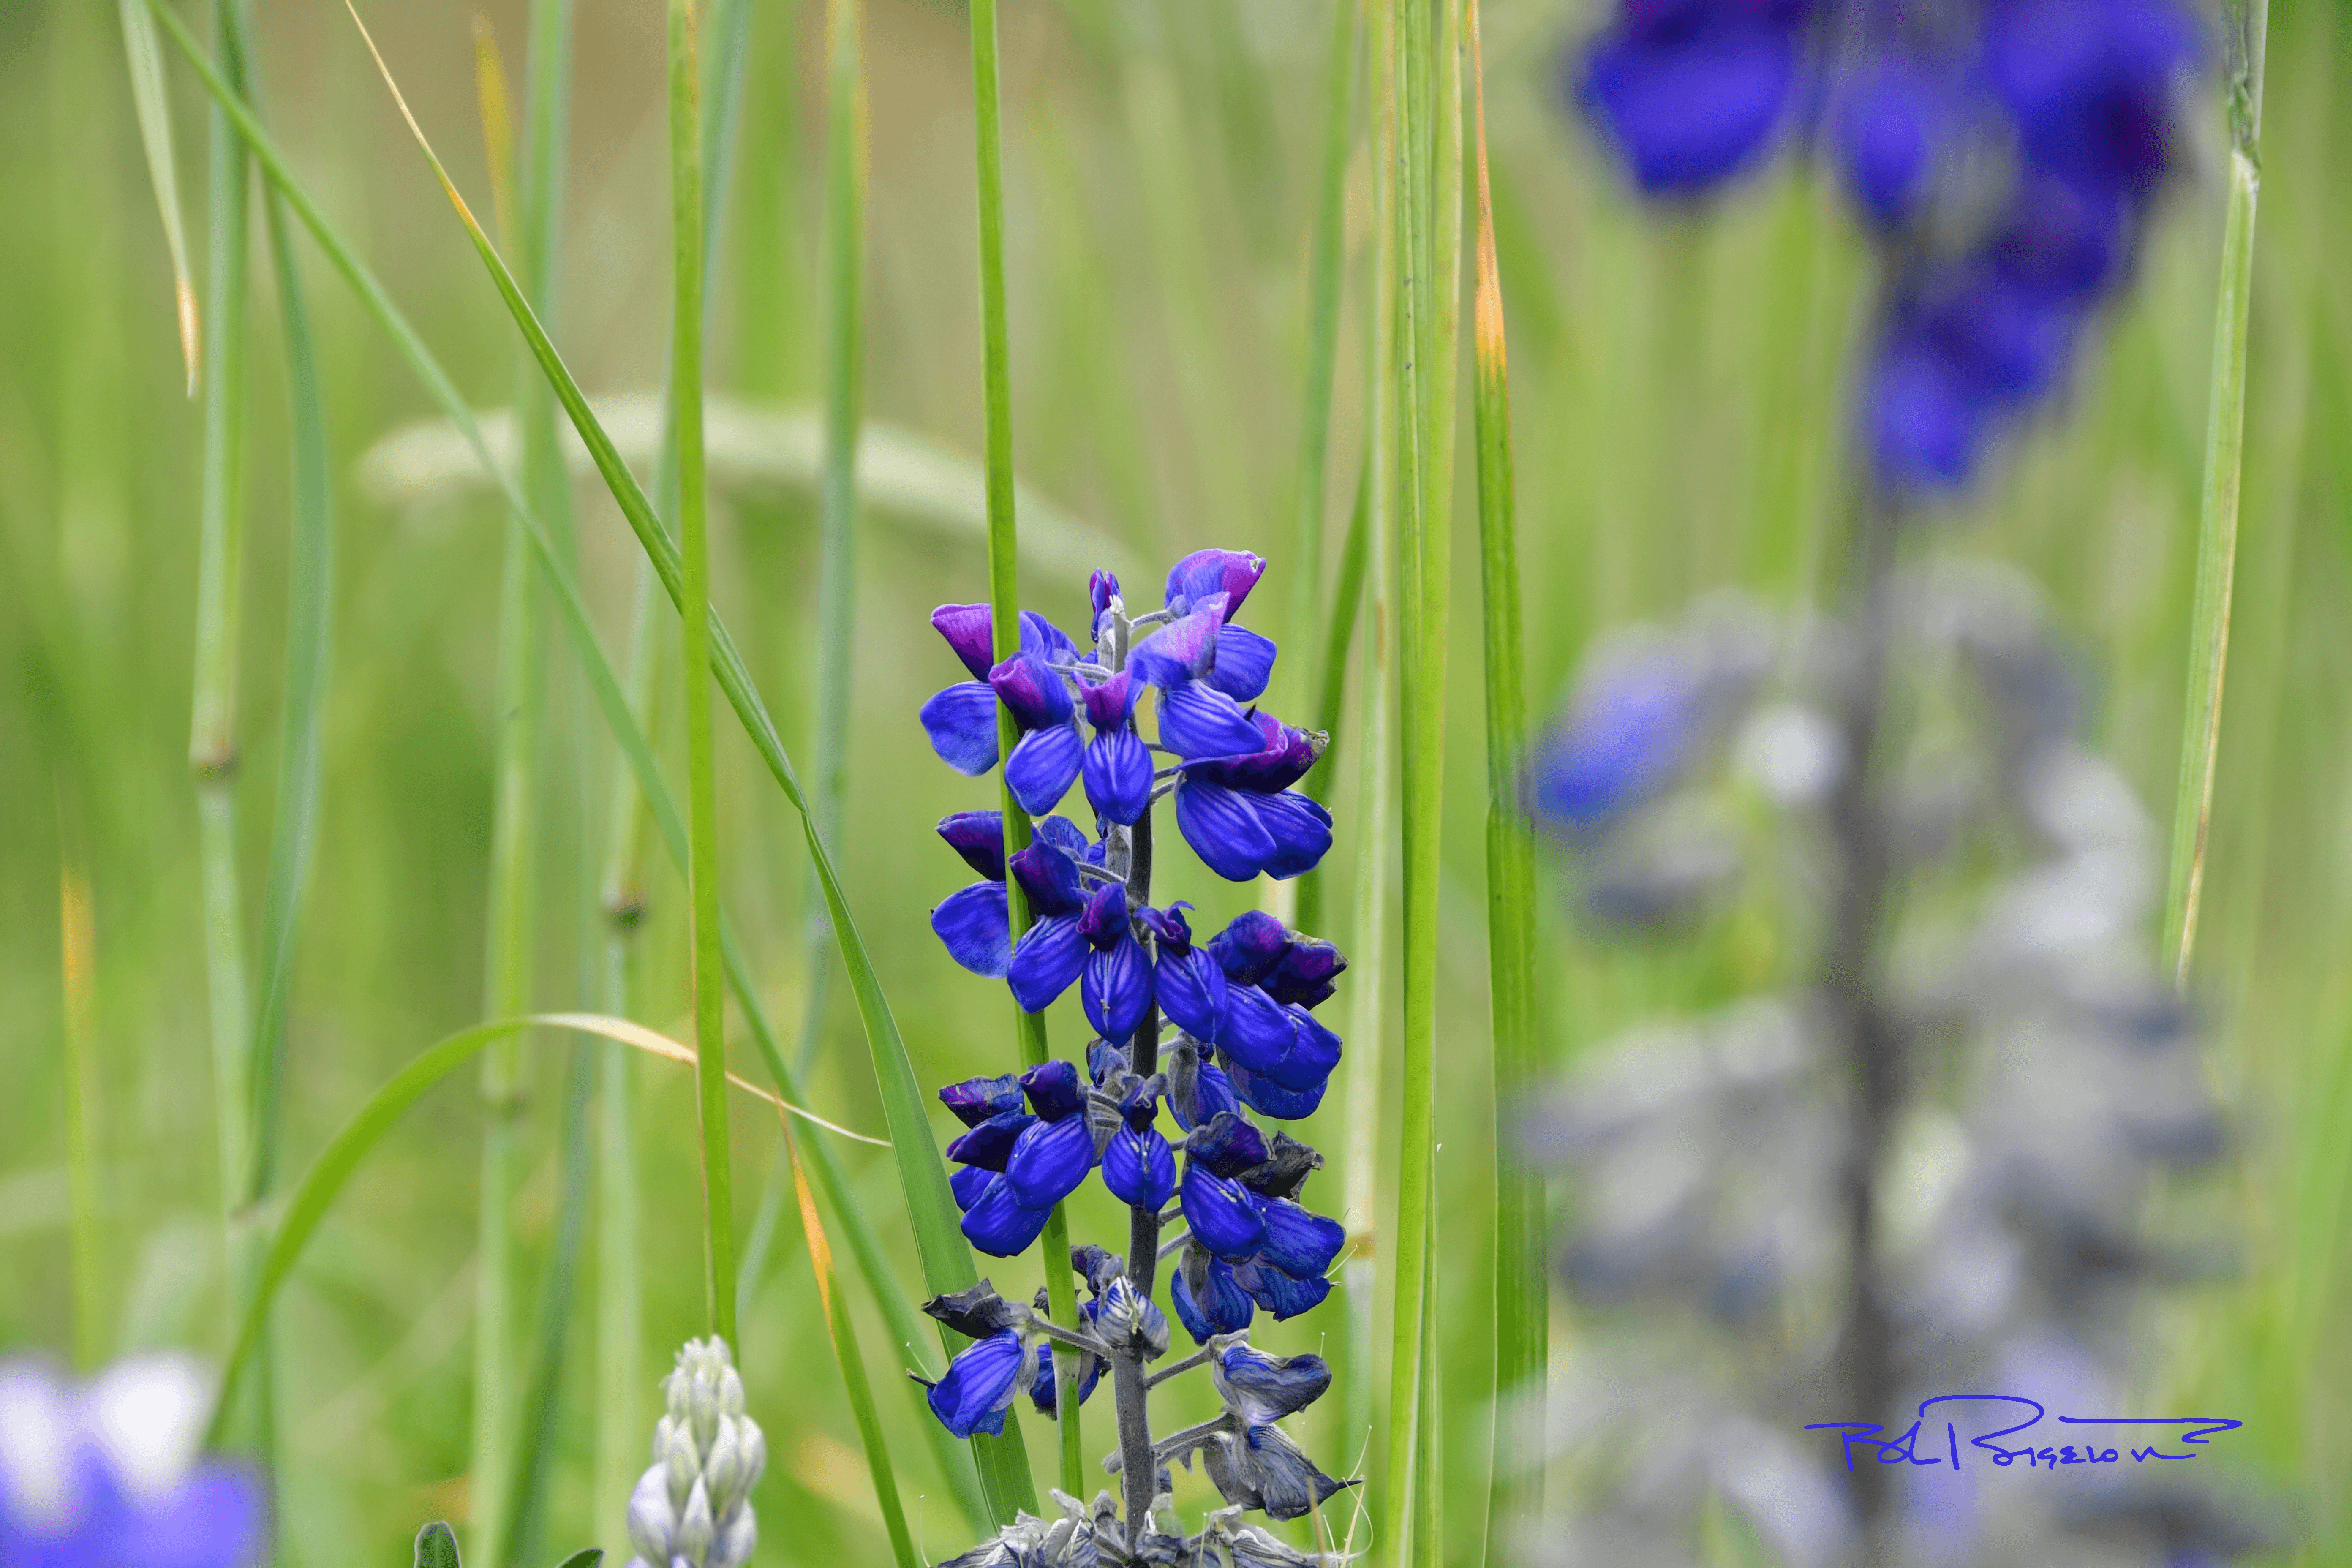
(935, 1488), (1356, 1568)
(1520, 564), (2264, 1568)
(623, 1338), (764, 1568)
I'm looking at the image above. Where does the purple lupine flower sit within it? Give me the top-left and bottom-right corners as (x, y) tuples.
(1170, 712), (1333, 882)
(929, 812), (1092, 979)
(1145, 903), (1229, 1042)
(0, 1354), (264, 1568)
(921, 1330), (1032, 1438)
(919, 604), (1083, 792)
(1078, 883), (1153, 1044)
(1163, 548), (1267, 620)
(1081, 670), (1153, 825)
(1028, 1298), (1105, 1417)
(1210, 1344), (1333, 1426)
(1531, 655), (1703, 828)
(1172, 1247), (1258, 1343)
(953, 1060), (1095, 1256)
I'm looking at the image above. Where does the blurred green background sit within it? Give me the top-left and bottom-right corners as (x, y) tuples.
(1, 0), (2346, 1561)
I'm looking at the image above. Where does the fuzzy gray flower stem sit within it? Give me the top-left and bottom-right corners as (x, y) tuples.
(1108, 799), (1163, 1544)
(1824, 492), (1906, 1552)
(1029, 1317), (1113, 1357)
(1145, 1346), (1214, 1389)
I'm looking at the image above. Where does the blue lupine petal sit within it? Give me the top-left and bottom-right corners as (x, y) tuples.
(1089, 570), (1121, 633)
(959, 1178), (1055, 1258)
(1029, 1338), (1103, 1417)
(1232, 1260), (1336, 1320)
(990, 651), (1074, 731)
(1188, 711), (1326, 792)
(926, 1328), (1028, 1436)
(1172, 1256), (1257, 1343)
(1007, 915), (1087, 1014)
(1165, 548), (1267, 619)
(1181, 1160), (1268, 1260)
(931, 603), (997, 681)
(1868, 332), (1991, 490)
(1173, 1062), (1243, 1132)
(1004, 721), (1085, 815)
(1254, 1198), (1346, 1277)
(1088, 1037), (1131, 1086)
(931, 882), (1013, 978)
(1003, 1116), (1097, 1209)
(1082, 668), (1141, 730)
(1154, 944), (1229, 1042)
(1139, 900), (1195, 950)
(1156, 681), (1266, 761)
(1210, 910), (1291, 986)
(1084, 932), (1154, 1045)
(1214, 1345), (1333, 1422)
(1272, 1006), (1342, 1092)
(1232, 1421), (1353, 1521)
(936, 810), (1008, 879)
(1188, 1110), (1271, 1178)
(1256, 790), (1334, 879)
(1102, 1124), (1176, 1210)
(1174, 779), (1279, 881)
(945, 1109), (1036, 1171)
(949, 1165), (994, 1212)
(920, 682), (1001, 775)
(1128, 600), (1227, 689)
(1083, 727), (1154, 825)
(1217, 984), (1299, 1078)
(1836, 65), (1941, 229)
(1021, 1058), (1087, 1121)
(1020, 610), (1080, 667)
(939, 1072), (1026, 1127)
(1078, 881), (1129, 946)
(1226, 1059), (1331, 1121)
(1009, 833), (1086, 919)
(1576, 19), (1802, 196)
(1982, 0), (2197, 198)
(113, 1466), (264, 1568)
(1203, 624), (1277, 704)
(1264, 937), (1345, 1010)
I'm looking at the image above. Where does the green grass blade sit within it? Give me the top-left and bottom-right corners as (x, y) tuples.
(1468, 1), (1542, 1552)
(2163, 0), (2269, 989)
(502, 1046), (593, 1568)
(797, 0), (869, 1085)
(152, 9), (1020, 1512)
(59, 851), (103, 1372)
(1283, 0), (1362, 713)
(668, 0), (739, 1350)
(1293, 454), (1369, 940)
(785, 1123), (922, 1568)
(969, 0), (1073, 1510)
(550, 1552), (603, 1568)
(116, 0), (199, 391)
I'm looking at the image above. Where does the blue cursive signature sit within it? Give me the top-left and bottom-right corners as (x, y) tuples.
(1805, 1396), (2243, 1473)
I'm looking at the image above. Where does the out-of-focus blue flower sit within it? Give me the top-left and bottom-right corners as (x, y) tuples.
(1834, 63), (1944, 229)
(923, 1330), (1033, 1439)
(1532, 656), (1702, 827)
(0, 1355), (263, 1568)
(1574, 0), (1814, 195)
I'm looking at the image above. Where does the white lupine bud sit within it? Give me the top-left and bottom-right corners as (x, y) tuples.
(709, 1504), (757, 1568)
(734, 1415), (767, 1495)
(664, 1367), (692, 1423)
(625, 1464), (676, 1563)
(686, 1368), (721, 1447)
(701, 1416), (746, 1514)
(674, 1475), (716, 1566)
(717, 1363), (746, 1419)
(661, 1420), (701, 1511)
(650, 1414), (680, 1467)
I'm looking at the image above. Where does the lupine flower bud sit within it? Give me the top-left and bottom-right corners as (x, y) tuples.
(625, 1339), (763, 1568)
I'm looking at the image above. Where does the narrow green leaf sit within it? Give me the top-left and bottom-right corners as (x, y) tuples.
(2163, 0), (2268, 989)
(148, 7), (1020, 1516)
(1469, 0), (1543, 1550)
(502, 1050), (593, 1568)
(117, 0), (200, 390)
(548, 1552), (603, 1568)
(414, 1521), (462, 1568)
(969, 0), (1071, 1512)
(785, 1122), (922, 1568)
(668, 0), (738, 1351)
(1292, 455), (1369, 940)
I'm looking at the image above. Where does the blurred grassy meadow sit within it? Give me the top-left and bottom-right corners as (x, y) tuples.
(3, 0), (2350, 1562)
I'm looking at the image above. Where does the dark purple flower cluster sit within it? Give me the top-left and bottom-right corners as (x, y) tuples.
(1572, 0), (2202, 491)
(910, 550), (1353, 1543)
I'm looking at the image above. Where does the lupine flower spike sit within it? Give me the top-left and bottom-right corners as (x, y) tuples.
(624, 1339), (764, 1568)
(916, 550), (1358, 1560)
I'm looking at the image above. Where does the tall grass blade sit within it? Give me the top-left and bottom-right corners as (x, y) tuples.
(1468, 0), (1542, 1550)
(1283, 0), (1362, 713)
(467, 15), (545, 1557)
(969, 0), (1073, 1511)
(784, 1119), (922, 1568)
(796, 0), (869, 1087)
(201, 1012), (856, 1448)
(2163, 0), (2269, 990)
(116, 0), (199, 390)
(1293, 458), (1369, 941)
(503, 1048), (593, 1568)
(669, 0), (738, 1349)
(152, 10), (1017, 1515)
(1341, 0), (1397, 1474)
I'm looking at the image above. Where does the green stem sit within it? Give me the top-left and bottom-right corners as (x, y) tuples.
(969, 0), (1079, 1510)
(1469, 0), (1543, 1551)
(1293, 457), (1370, 941)
(798, 0), (868, 1084)
(2163, 0), (2268, 989)
(670, 0), (737, 1348)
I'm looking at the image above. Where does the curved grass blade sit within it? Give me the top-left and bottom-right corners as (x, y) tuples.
(784, 1116), (921, 1568)
(144, 7), (1021, 1517)
(1468, 0), (1543, 1549)
(2163, 0), (2270, 989)
(200, 1011), (882, 1448)
(117, 0), (199, 390)
(968, 0), (1077, 1505)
